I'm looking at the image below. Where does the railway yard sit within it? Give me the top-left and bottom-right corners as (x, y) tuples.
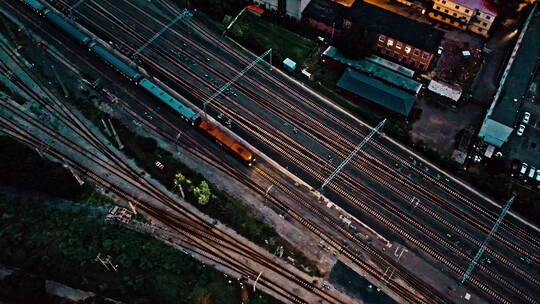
(1, 0), (540, 303)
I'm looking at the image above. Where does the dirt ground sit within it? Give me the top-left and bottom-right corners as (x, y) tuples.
(410, 97), (484, 152)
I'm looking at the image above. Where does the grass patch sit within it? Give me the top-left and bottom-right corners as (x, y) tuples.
(0, 194), (277, 303)
(228, 12), (320, 67)
(112, 117), (320, 276)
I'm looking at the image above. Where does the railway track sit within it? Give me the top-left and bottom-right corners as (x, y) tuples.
(0, 66), (340, 304)
(50, 2), (540, 302)
(1, 4), (448, 303)
(7, 1), (540, 302)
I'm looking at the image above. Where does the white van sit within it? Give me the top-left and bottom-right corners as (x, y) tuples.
(529, 167), (536, 179)
(520, 163), (528, 175)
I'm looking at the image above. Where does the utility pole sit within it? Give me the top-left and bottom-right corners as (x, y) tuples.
(133, 10), (191, 57)
(51, 65), (69, 98)
(253, 271), (263, 292)
(202, 49), (272, 116)
(108, 118), (124, 150)
(263, 184), (273, 203)
(319, 119), (386, 192)
(222, 7), (247, 37)
(459, 196), (515, 286)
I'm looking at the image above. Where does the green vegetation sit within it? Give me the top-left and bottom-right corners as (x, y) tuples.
(113, 120), (320, 276)
(228, 12), (321, 67)
(8, 18), (321, 276)
(0, 194), (276, 303)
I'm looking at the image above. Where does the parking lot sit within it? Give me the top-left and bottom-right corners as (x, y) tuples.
(502, 93), (540, 180)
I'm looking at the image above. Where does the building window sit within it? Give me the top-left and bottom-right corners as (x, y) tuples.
(465, 9), (469, 13)
(387, 39), (394, 47)
(394, 53), (399, 58)
(419, 63), (425, 69)
(476, 11), (480, 15)
(444, 9), (448, 13)
(413, 49), (420, 56)
(442, 0), (446, 3)
(396, 42), (402, 49)
(455, 5), (459, 9)
(378, 35), (386, 42)
(343, 19), (352, 29)
(478, 28), (483, 32)
(385, 49), (390, 55)
(405, 46), (411, 54)
(422, 53), (429, 59)
(436, 6), (440, 10)
(486, 15), (491, 20)
(483, 22), (488, 26)
(453, 12), (457, 17)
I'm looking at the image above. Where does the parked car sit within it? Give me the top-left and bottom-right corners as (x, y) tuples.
(517, 124), (526, 136)
(529, 167), (536, 179)
(523, 112), (531, 124)
(536, 169), (540, 182)
(520, 162), (528, 175)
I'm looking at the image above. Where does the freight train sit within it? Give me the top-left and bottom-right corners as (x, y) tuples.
(20, 0), (255, 166)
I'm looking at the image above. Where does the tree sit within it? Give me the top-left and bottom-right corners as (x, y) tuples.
(192, 181), (211, 205)
(334, 25), (377, 60)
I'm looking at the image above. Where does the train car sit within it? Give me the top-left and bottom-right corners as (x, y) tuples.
(197, 120), (255, 166)
(88, 42), (143, 82)
(46, 13), (92, 45)
(21, 0), (49, 14)
(138, 78), (198, 123)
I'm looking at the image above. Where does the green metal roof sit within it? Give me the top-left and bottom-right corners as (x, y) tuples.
(323, 46), (422, 94)
(337, 68), (416, 116)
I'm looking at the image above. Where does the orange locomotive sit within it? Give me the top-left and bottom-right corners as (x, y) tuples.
(197, 120), (256, 166)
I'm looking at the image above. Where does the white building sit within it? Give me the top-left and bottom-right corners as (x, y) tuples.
(253, 0), (312, 19)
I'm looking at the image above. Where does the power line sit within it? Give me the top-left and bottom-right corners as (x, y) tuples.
(202, 48), (272, 115)
(133, 10), (191, 57)
(319, 119), (386, 192)
(459, 195), (515, 286)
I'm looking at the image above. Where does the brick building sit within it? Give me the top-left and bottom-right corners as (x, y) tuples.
(429, 0), (497, 37)
(302, 0), (444, 71)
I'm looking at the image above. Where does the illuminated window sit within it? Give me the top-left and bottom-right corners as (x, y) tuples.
(378, 35), (385, 42)
(422, 53), (429, 59)
(405, 46), (411, 54)
(413, 49), (420, 56)
(396, 42), (402, 49)
(387, 39), (394, 47)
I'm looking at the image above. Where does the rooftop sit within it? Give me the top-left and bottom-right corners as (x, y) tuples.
(323, 46), (422, 94)
(337, 68), (416, 116)
(490, 7), (540, 126)
(302, 0), (444, 53)
(478, 3), (539, 147)
(451, 0), (498, 16)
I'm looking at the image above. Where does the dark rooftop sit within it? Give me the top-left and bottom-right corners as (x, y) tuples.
(302, 0), (346, 27)
(303, 0), (444, 53)
(490, 8), (540, 126)
(337, 68), (416, 116)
